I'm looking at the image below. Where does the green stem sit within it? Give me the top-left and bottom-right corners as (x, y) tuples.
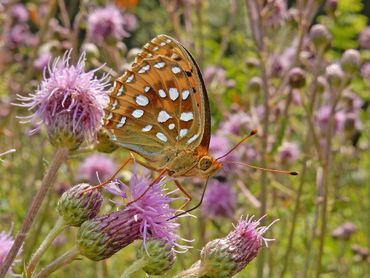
(0, 147), (69, 278)
(26, 217), (67, 277)
(119, 257), (147, 278)
(280, 47), (324, 278)
(173, 261), (201, 278)
(34, 245), (80, 278)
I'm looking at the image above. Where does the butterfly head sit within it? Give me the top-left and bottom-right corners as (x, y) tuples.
(196, 155), (222, 178)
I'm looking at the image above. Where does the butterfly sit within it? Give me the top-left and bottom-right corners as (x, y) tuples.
(94, 35), (273, 213)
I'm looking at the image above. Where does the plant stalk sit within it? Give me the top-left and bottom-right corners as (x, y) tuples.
(0, 147), (69, 278)
(119, 257), (147, 278)
(26, 217), (67, 277)
(34, 245), (80, 278)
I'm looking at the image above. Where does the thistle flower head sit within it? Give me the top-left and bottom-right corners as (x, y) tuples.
(78, 154), (116, 184)
(309, 24), (332, 50)
(278, 141), (300, 164)
(77, 168), (188, 261)
(359, 26), (370, 49)
(341, 49), (361, 75)
(57, 183), (103, 226)
(202, 179), (236, 219)
(17, 50), (109, 150)
(11, 4), (29, 22)
(265, 0), (287, 28)
(87, 5), (134, 43)
(106, 167), (184, 249)
(199, 216), (278, 277)
(0, 230), (20, 275)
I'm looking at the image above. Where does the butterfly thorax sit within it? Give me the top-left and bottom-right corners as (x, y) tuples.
(164, 147), (222, 178)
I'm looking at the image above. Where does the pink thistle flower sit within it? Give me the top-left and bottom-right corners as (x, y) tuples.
(11, 4), (29, 22)
(87, 5), (134, 43)
(0, 230), (20, 275)
(199, 216), (278, 276)
(77, 166), (189, 261)
(359, 26), (370, 49)
(278, 141), (300, 164)
(78, 154), (116, 184)
(16, 50), (109, 149)
(315, 105), (346, 133)
(264, 0), (287, 28)
(33, 51), (52, 71)
(202, 179), (236, 219)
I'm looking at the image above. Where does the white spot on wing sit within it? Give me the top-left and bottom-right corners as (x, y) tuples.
(160, 42), (166, 46)
(153, 46), (159, 51)
(138, 64), (150, 74)
(187, 134), (199, 144)
(142, 125), (152, 132)
(180, 112), (193, 122)
(182, 90), (190, 100)
(136, 95), (149, 106)
(116, 85), (124, 96)
(179, 129), (188, 138)
(116, 116), (126, 128)
(126, 74), (134, 83)
(132, 109), (144, 118)
(168, 123), (175, 130)
(158, 89), (166, 98)
(111, 100), (118, 110)
(169, 88), (179, 101)
(144, 86), (150, 93)
(172, 66), (181, 74)
(154, 61), (166, 69)
(156, 132), (167, 142)
(107, 112), (113, 120)
(166, 39), (171, 43)
(158, 110), (172, 123)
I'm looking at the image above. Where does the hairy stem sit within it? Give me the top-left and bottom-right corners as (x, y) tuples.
(0, 147), (69, 278)
(34, 245), (80, 278)
(119, 257), (147, 278)
(26, 217), (67, 277)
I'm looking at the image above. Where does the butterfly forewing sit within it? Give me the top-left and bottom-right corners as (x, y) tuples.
(104, 35), (210, 164)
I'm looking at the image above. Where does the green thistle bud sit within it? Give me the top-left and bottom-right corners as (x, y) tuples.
(341, 49), (361, 75)
(309, 24), (332, 50)
(248, 77), (262, 93)
(96, 129), (119, 153)
(57, 183), (103, 227)
(325, 64), (345, 89)
(77, 208), (142, 261)
(288, 67), (306, 88)
(137, 239), (176, 275)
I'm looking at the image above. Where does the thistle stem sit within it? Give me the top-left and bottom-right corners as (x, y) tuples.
(26, 217), (67, 277)
(0, 147), (69, 278)
(119, 257), (147, 278)
(34, 245), (80, 278)
(173, 262), (201, 278)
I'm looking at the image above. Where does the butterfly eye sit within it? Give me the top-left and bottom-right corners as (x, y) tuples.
(199, 156), (213, 171)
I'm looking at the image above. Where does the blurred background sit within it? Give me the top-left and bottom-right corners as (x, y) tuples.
(0, 0), (369, 277)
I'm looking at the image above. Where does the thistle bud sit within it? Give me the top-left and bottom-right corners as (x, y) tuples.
(57, 183), (103, 227)
(341, 49), (361, 75)
(325, 64), (345, 89)
(309, 24), (332, 50)
(199, 216), (277, 277)
(288, 67), (306, 88)
(137, 239), (176, 275)
(96, 129), (119, 153)
(325, 0), (338, 15)
(77, 208), (142, 261)
(248, 77), (262, 93)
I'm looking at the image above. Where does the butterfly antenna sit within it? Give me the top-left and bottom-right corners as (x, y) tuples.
(168, 177), (210, 220)
(216, 129), (257, 161)
(223, 161), (298, 176)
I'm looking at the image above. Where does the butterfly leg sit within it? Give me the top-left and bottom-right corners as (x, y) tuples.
(174, 180), (192, 211)
(169, 177), (210, 220)
(126, 168), (169, 206)
(83, 154), (135, 192)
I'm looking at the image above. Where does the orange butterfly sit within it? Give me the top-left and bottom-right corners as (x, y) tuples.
(92, 35), (295, 213)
